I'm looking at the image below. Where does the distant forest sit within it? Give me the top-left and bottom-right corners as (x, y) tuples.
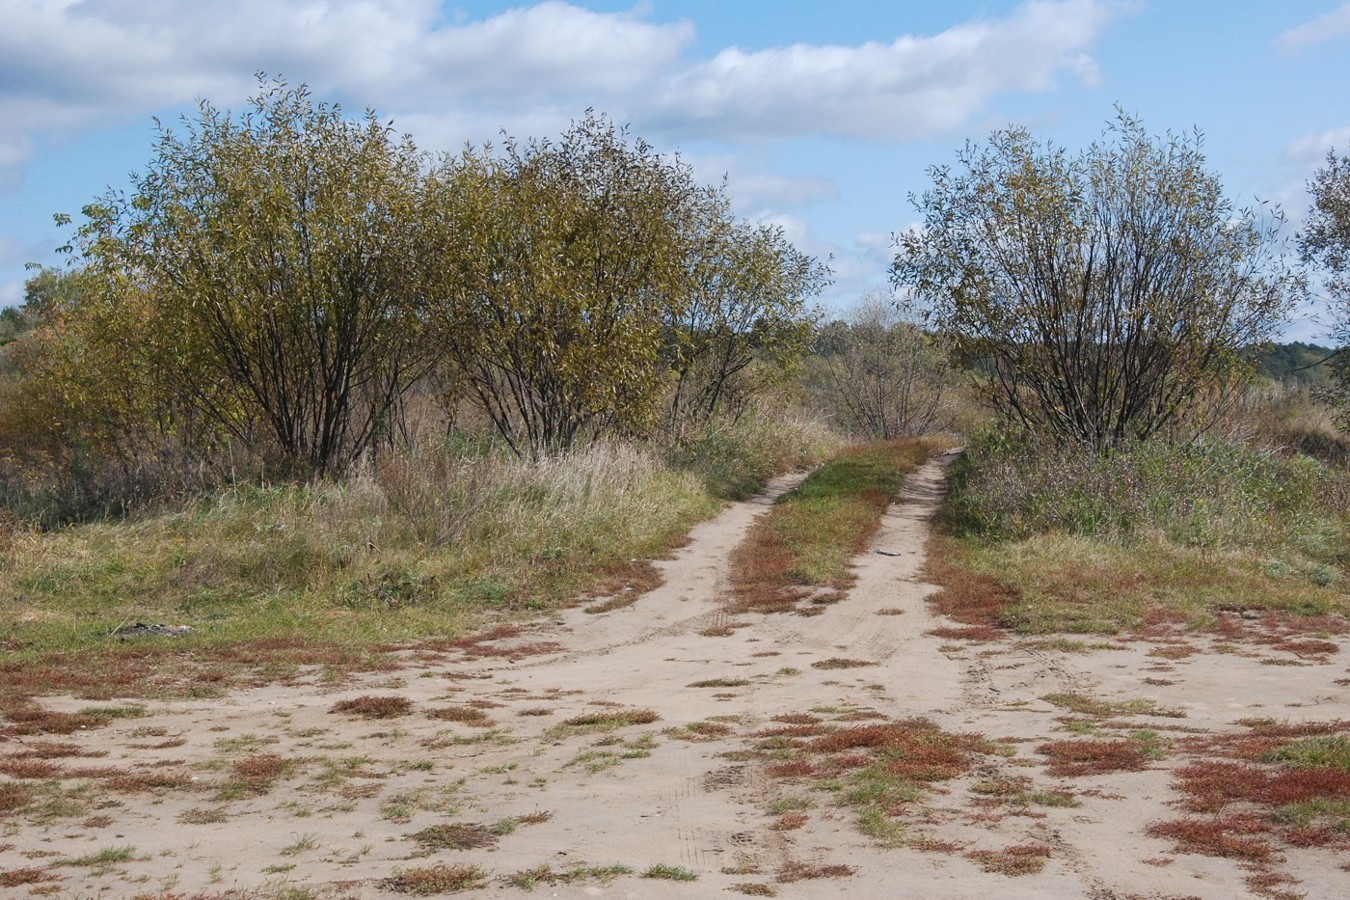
(1249, 342), (1339, 385)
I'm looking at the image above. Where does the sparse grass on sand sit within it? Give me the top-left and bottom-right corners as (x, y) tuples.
(730, 437), (946, 615)
(1148, 719), (1350, 893)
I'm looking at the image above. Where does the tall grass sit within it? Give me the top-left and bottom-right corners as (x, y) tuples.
(935, 428), (1350, 633)
(664, 405), (841, 500)
(948, 429), (1349, 559)
(0, 442), (713, 658)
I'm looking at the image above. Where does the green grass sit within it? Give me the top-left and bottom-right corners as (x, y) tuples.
(55, 846), (137, 868)
(643, 863), (698, 881)
(931, 431), (1350, 634)
(0, 443), (732, 697)
(1261, 735), (1350, 771)
(730, 438), (945, 613)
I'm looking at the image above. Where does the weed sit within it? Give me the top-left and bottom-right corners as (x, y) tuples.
(1036, 738), (1154, 777)
(515, 810), (553, 825)
(1262, 735), (1350, 771)
(427, 706), (492, 726)
(774, 713), (822, 725)
(811, 657), (875, 670)
(384, 863), (488, 894)
(507, 863), (632, 887)
(688, 678), (750, 688)
(330, 695), (412, 719)
(280, 833), (319, 856)
(965, 844), (1051, 876)
(643, 863), (697, 881)
(78, 704), (147, 721)
(928, 624), (1002, 642)
(408, 823), (497, 851)
(1042, 692), (1185, 719)
(215, 753), (292, 799)
(666, 721), (734, 741)
(769, 796), (815, 814)
(731, 884), (777, 896)
(0, 868), (62, 887)
(775, 861), (856, 882)
(544, 709), (659, 740)
(55, 845), (136, 867)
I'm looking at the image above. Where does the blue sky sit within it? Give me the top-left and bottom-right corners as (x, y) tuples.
(2, 0), (1348, 339)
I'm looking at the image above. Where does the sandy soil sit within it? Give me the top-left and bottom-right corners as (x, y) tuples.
(3, 453), (1349, 898)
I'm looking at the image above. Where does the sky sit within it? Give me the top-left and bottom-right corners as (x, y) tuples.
(2, 0), (1348, 340)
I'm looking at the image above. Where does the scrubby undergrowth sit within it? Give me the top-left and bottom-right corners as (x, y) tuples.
(0, 412), (839, 690)
(930, 430), (1350, 635)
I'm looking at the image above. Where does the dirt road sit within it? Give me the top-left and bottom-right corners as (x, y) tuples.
(3, 454), (1348, 898)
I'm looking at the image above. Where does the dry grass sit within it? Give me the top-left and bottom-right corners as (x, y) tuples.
(774, 862), (856, 882)
(0, 783), (31, 813)
(965, 843), (1052, 876)
(1147, 815), (1275, 862)
(0, 442), (724, 697)
(810, 657), (875, 670)
(0, 868), (62, 888)
(409, 823), (498, 851)
(427, 706), (493, 726)
(0, 758), (62, 779)
(330, 695), (413, 719)
(385, 863), (488, 894)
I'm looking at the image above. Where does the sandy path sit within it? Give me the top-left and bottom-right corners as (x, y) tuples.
(3, 454), (1349, 898)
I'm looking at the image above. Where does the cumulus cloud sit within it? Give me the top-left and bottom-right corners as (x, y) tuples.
(645, 0), (1121, 140)
(0, 0), (693, 180)
(1276, 3), (1350, 54)
(1, 1), (1123, 176)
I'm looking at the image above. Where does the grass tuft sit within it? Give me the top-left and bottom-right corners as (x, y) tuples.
(385, 863), (489, 894)
(642, 863), (698, 881)
(330, 695), (413, 719)
(408, 823), (498, 851)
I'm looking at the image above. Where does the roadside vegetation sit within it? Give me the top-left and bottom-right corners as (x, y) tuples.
(0, 413), (835, 697)
(730, 437), (946, 615)
(0, 78), (847, 696)
(897, 114), (1349, 643)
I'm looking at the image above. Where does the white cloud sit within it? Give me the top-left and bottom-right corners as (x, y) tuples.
(645, 0), (1122, 141)
(1284, 126), (1350, 166)
(1276, 3), (1350, 54)
(1, 0), (1124, 178)
(0, 0), (693, 179)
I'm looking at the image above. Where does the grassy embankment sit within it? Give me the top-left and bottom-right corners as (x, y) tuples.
(927, 431), (1350, 636)
(0, 414), (838, 699)
(730, 436), (949, 615)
